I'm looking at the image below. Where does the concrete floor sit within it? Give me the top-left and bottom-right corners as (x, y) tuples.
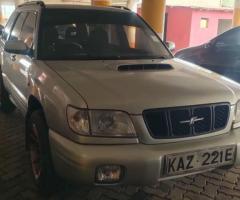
(1, 110), (240, 200)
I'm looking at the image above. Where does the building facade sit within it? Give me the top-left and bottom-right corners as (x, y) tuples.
(167, 0), (234, 9)
(166, 6), (233, 51)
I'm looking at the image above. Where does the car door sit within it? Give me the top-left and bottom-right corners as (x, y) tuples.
(3, 11), (37, 112)
(2, 12), (28, 110)
(202, 29), (240, 82)
(16, 12), (38, 107)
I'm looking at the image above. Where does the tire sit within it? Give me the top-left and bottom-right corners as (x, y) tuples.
(27, 110), (58, 196)
(0, 73), (15, 113)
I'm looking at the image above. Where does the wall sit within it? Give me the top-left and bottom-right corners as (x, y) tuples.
(166, 6), (233, 51)
(166, 7), (192, 51)
(135, 0), (234, 9)
(189, 9), (233, 47)
(166, 0), (231, 9)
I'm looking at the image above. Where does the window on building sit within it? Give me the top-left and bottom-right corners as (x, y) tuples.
(200, 18), (209, 29)
(217, 19), (232, 35)
(221, 0), (234, 8)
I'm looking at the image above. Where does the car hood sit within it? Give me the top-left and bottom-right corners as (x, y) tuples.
(44, 59), (240, 114)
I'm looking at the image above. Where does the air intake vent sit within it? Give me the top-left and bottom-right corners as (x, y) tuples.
(118, 64), (173, 71)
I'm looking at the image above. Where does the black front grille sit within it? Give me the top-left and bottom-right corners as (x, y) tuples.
(143, 103), (230, 139)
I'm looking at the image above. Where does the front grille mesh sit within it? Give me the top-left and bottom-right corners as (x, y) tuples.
(143, 103), (230, 139)
(214, 105), (230, 130)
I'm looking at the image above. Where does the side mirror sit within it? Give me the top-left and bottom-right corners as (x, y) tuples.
(4, 40), (28, 55)
(165, 41), (176, 52)
(0, 25), (4, 36)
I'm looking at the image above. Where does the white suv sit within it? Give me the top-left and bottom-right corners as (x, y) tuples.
(0, 1), (240, 195)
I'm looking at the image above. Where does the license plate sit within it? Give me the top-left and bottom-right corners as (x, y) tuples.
(163, 145), (236, 176)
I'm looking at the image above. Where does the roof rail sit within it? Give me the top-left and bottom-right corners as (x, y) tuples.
(18, 1), (45, 8)
(111, 6), (131, 11)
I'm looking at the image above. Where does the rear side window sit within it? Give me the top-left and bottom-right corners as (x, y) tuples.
(2, 12), (18, 41)
(9, 12), (27, 41)
(215, 29), (240, 47)
(20, 12), (37, 49)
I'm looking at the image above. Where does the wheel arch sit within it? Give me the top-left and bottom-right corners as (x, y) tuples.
(25, 95), (45, 150)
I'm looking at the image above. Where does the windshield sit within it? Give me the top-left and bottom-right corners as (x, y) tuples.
(38, 9), (172, 60)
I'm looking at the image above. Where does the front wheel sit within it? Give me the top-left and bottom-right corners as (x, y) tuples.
(27, 110), (58, 195)
(0, 74), (15, 113)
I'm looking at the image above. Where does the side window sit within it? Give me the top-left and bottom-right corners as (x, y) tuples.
(9, 12), (27, 41)
(215, 30), (240, 47)
(20, 12), (37, 49)
(2, 12), (18, 41)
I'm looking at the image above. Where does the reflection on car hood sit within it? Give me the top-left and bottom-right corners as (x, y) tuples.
(45, 58), (240, 114)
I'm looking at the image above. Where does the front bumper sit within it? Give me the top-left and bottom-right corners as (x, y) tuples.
(49, 129), (240, 185)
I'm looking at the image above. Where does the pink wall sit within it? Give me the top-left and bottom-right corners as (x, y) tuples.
(166, 7), (193, 51)
(165, 7), (233, 51)
(190, 9), (233, 47)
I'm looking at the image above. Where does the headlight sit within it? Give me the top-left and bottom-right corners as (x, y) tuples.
(67, 106), (136, 137)
(233, 100), (240, 129)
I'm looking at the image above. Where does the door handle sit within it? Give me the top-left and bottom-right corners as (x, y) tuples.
(11, 55), (16, 62)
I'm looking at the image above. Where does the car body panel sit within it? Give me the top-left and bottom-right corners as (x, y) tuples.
(1, 4), (240, 185)
(45, 58), (239, 114)
(49, 127), (240, 185)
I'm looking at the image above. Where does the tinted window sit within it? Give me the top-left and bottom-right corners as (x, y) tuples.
(9, 12), (27, 41)
(2, 12), (18, 41)
(39, 9), (172, 60)
(215, 29), (240, 47)
(20, 12), (37, 49)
